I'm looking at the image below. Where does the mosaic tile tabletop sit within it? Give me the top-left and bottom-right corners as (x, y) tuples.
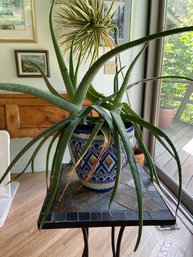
(38, 164), (176, 229)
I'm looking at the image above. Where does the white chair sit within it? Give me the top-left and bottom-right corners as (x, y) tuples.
(0, 131), (19, 227)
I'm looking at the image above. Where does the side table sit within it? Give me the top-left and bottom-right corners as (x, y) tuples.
(38, 164), (176, 257)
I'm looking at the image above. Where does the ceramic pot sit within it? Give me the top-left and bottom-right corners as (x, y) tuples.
(159, 108), (176, 128)
(69, 123), (135, 192)
(134, 148), (145, 167)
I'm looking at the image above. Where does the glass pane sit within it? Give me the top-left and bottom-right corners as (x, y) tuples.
(155, 0), (193, 198)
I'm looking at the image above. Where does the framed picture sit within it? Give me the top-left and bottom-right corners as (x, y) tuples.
(0, 0), (37, 42)
(15, 50), (50, 77)
(104, 0), (131, 44)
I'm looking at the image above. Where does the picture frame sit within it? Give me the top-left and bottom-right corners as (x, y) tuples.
(0, 0), (37, 42)
(104, 0), (131, 44)
(15, 50), (50, 77)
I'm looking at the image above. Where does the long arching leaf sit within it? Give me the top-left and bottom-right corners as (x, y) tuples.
(0, 83), (80, 114)
(39, 118), (82, 229)
(73, 26), (193, 106)
(0, 117), (72, 183)
(121, 105), (182, 214)
(110, 110), (143, 251)
(27, 60), (63, 99)
(49, 0), (75, 98)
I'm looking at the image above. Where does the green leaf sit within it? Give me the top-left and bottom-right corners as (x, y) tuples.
(122, 104), (182, 214)
(108, 128), (122, 210)
(39, 118), (82, 229)
(110, 110), (143, 251)
(49, 0), (75, 99)
(126, 75), (193, 90)
(0, 83), (80, 114)
(27, 60), (63, 99)
(45, 131), (61, 188)
(114, 44), (148, 105)
(0, 117), (72, 183)
(73, 26), (193, 106)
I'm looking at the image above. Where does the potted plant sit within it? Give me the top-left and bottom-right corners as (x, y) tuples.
(0, 0), (193, 251)
(159, 82), (177, 128)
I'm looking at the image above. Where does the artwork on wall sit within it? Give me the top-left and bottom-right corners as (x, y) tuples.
(104, 0), (131, 44)
(0, 0), (37, 42)
(15, 50), (50, 77)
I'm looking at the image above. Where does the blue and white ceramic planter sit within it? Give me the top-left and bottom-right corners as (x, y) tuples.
(69, 123), (135, 192)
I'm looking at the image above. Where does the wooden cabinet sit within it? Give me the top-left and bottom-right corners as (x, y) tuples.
(0, 93), (91, 138)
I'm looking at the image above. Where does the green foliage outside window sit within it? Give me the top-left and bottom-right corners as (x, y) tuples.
(161, 0), (193, 122)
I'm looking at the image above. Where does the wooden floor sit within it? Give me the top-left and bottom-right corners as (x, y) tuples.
(0, 172), (192, 257)
(155, 119), (193, 197)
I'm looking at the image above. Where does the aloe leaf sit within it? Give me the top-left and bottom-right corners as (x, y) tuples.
(0, 117), (72, 183)
(74, 50), (82, 84)
(114, 44), (148, 105)
(134, 124), (156, 181)
(68, 120), (104, 176)
(110, 110), (143, 251)
(91, 105), (115, 133)
(87, 84), (105, 103)
(73, 26), (193, 106)
(39, 118), (82, 229)
(0, 83), (80, 114)
(133, 125), (169, 202)
(50, 105), (93, 180)
(121, 105), (182, 214)
(78, 124), (111, 189)
(49, 0), (75, 99)
(69, 42), (76, 87)
(46, 132), (61, 188)
(57, 118), (104, 199)
(108, 128), (122, 210)
(15, 133), (53, 179)
(69, 24), (90, 88)
(113, 66), (125, 93)
(30, 135), (52, 174)
(127, 75), (193, 90)
(135, 126), (167, 198)
(122, 104), (175, 157)
(27, 60), (63, 99)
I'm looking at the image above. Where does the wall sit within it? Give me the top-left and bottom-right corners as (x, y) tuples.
(0, 0), (148, 173)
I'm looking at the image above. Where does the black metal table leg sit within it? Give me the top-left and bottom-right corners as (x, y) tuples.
(82, 227), (89, 257)
(111, 226), (116, 257)
(111, 226), (125, 257)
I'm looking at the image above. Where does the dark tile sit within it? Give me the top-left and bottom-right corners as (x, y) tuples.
(143, 211), (151, 220)
(160, 210), (175, 220)
(79, 212), (91, 221)
(39, 213), (52, 222)
(91, 212), (102, 221)
(66, 212), (78, 221)
(102, 212), (114, 221)
(125, 211), (138, 220)
(152, 198), (169, 210)
(148, 211), (163, 220)
(113, 211), (126, 221)
(53, 213), (67, 222)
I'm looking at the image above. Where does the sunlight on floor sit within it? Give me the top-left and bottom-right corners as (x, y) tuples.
(182, 138), (193, 155)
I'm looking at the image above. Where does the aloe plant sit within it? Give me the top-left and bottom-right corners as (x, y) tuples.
(0, 0), (193, 251)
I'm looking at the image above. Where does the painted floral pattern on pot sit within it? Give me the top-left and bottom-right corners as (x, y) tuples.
(69, 124), (135, 192)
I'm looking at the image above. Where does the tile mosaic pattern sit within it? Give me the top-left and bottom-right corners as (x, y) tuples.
(38, 164), (176, 229)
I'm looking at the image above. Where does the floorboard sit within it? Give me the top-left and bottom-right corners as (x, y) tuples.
(0, 172), (192, 257)
(155, 119), (193, 196)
